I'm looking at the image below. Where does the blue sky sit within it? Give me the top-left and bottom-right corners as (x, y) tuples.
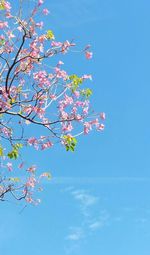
(1, 0), (150, 254)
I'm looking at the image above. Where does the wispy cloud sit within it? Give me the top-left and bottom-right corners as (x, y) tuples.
(66, 227), (84, 241)
(89, 220), (103, 230)
(64, 188), (110, 254)
(71, 189), (98, 207)
(89, 210), (110, 231)
(70, 189), (99, 218)
(63, 182), (150, 253)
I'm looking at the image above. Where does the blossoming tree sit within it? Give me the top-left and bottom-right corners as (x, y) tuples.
(0, 0), (105, 204)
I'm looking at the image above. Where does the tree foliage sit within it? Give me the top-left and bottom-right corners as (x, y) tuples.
(0, 0), (105, 204)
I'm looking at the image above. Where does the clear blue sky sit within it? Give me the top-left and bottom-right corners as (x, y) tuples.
(1, 0), (150, 254)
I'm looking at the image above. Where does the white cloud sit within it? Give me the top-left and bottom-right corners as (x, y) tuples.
(65, 189), (109, 244)
(89, 221), (104, 230)
(64, 188), (110, 253)
(65, 189), (99, 247)
(66, 227), (84, 241)
(89, 210), (110, 231)
(71, 189), (98, 207)
(70, 189), (99, 217)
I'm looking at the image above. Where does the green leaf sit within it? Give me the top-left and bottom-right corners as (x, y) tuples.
(0, 146), (3, 156)
(9, 177), (20, 182)
(63, 135), (77, 152)
(46, 30), (55, 40)
(7, 150), (18, 159)
(7, 143), (23, 160)
(81, 88), (92, 98)
(14, 143), (23, 149)
(0, 39), (5, 46)
(9, 98), (16, 105)
(0, 1), (5, 10)
(46, 172), (51, 180)
(69, 74), (83, 92)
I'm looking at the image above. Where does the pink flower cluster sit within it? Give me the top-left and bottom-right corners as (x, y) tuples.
(33, 71), (51, 87)
(0, 21), (8, 29)
(84, 118), (105, 134)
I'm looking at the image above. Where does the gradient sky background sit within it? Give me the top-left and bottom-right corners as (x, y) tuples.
(1, 0), (150, 254)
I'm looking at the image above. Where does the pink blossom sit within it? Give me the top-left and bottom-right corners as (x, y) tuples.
(4, 1), (11, 10)
(62, 122), (73, 132)
(42, 118), (49, 125)
(17, 26), (22, 32)
(34, 107), (45, 118)
(4, 42), (13, 53)
(30, 41), (37, 51)
(36, 21), (44, 29)
(90, 118), (99, 127)
(38, 35), (46, 43)
(51, 41), (62, 47)
(48, 73), (54, 79)
(73, 91), (80, 98)
(18, 162), (24, 169)
(40, 136), (46, 140)
(26, 197), (33, 203)
(71, 106), (77, 114)
(33, 71), (50, 87)
(27, 137), (38, 146)
(61, 40), (72, 53)
(39, 44), (44, 52)
(83, 107), (89, 115)
(5, 12), (12, 19)
(0, 21), (8, 29)
(27, 165), (36, 173)
(42, 8), (49, 15)
(23, 106), (33, 114)
(58, 60), (64, 65)
(100, 112), (106, 120)
(49, 94), (56, 100)
(76, 114), (82, 121)
(1, 127), (11, 137)
(85, 51), (93, 59)
(63, 94), (73, 105)
(26, 177), (36, 188)
(6, 162), (12, 171)
(7, 31), (15, 39)
(33, 70), (47, 80)
(41, 141), (53, 150)
(75, 101), (84, 107)
(84, 122), (92, 134)
(98, 124), (105, 131)
(60, 111), (69, 119)
(82, 74), (92, 80)
(54, 67), (67, 80)
(38, 0), (44, 6)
